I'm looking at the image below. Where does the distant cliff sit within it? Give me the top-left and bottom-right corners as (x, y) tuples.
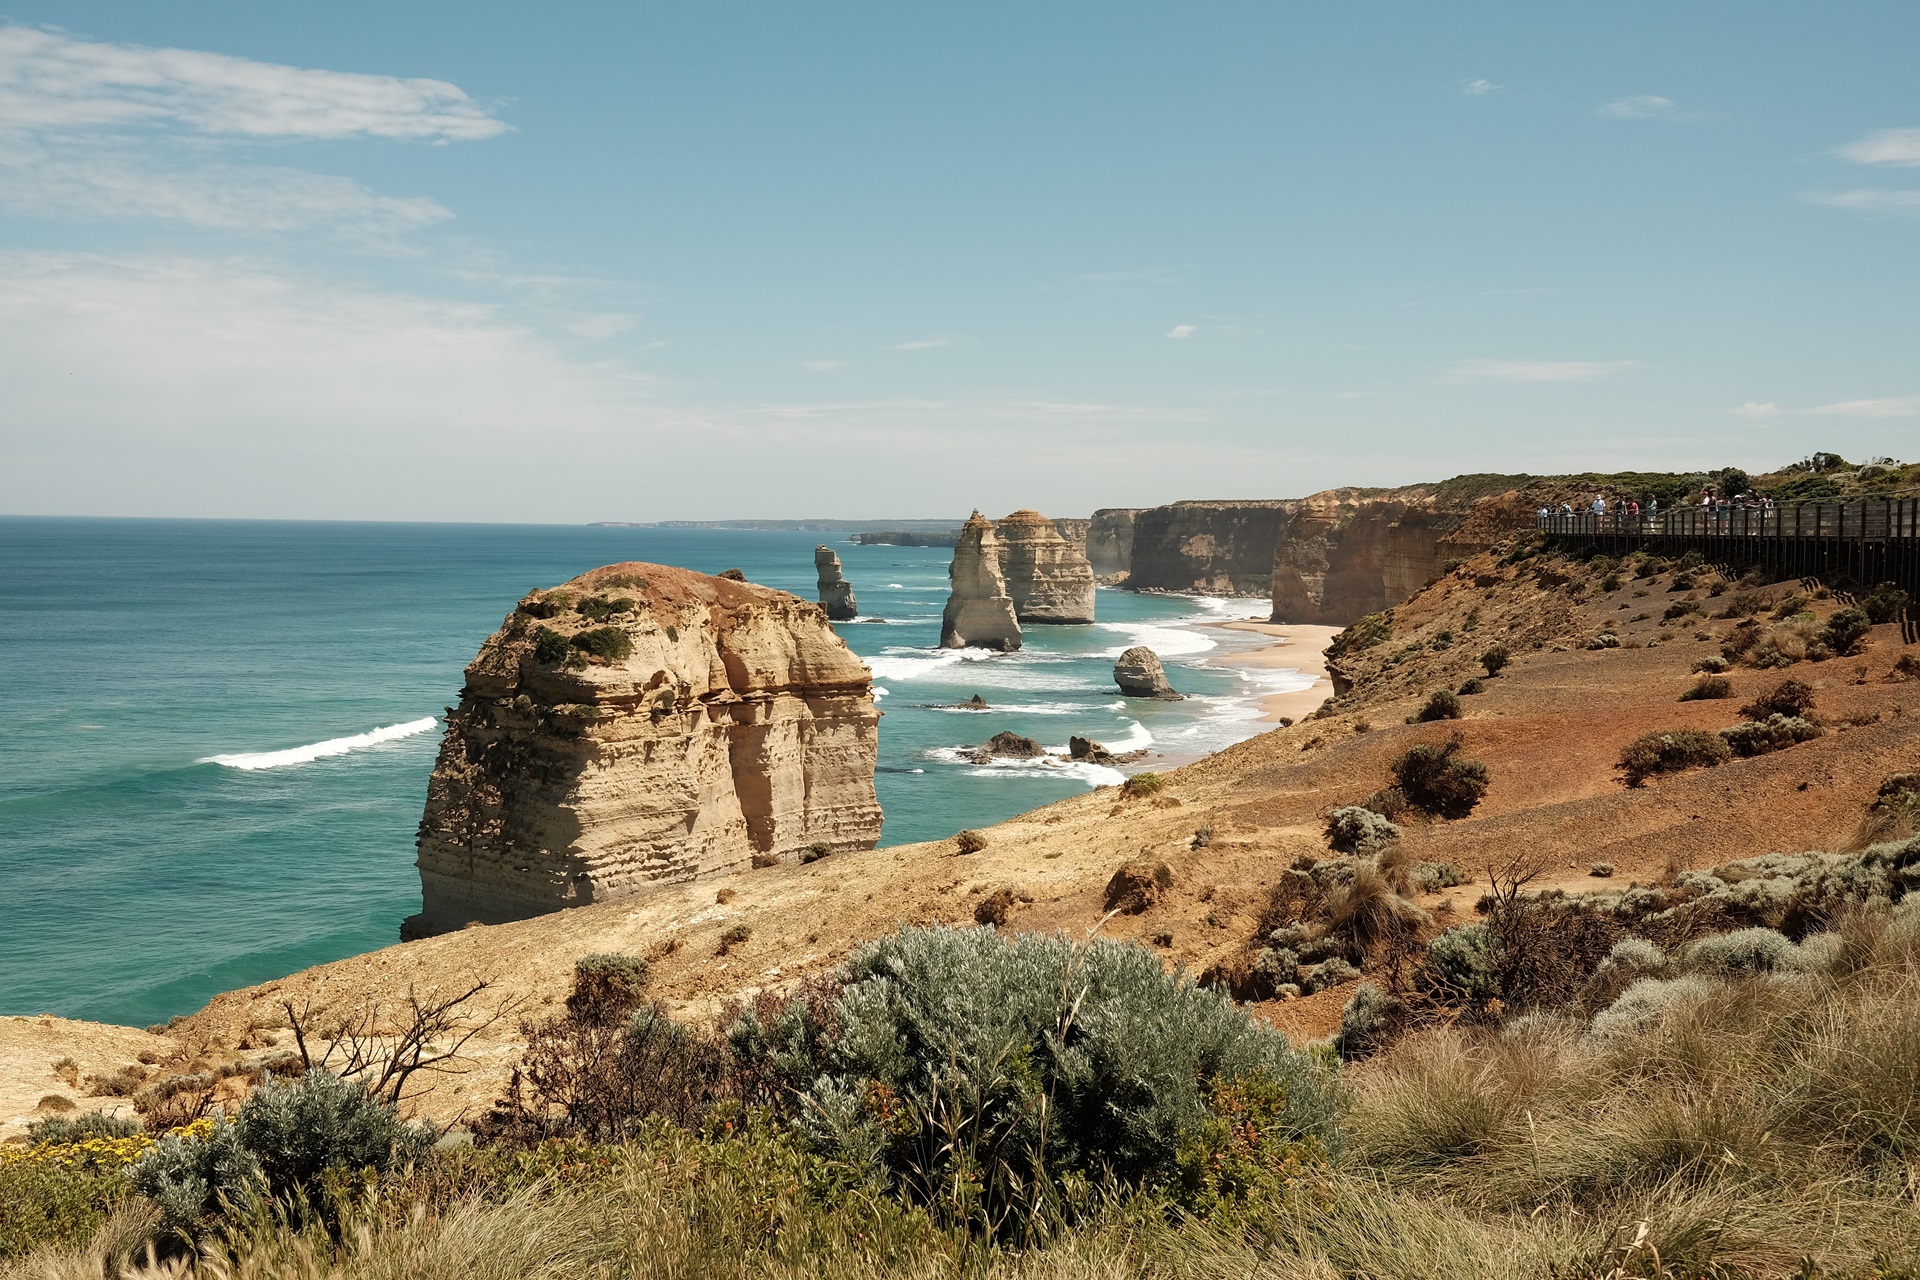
(1124, 500), (1293, 595)
(408, 563), (881, 936)
(1086, 508), (1139, 578)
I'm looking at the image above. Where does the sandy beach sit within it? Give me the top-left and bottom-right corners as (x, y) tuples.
(1210, 619), (1341, 723)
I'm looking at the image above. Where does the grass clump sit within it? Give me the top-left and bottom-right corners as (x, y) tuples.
(953, 829), (986, 855)
(1617, 728), (1732, 786)
(1120, 771), (1164, 798)
(1679, 674), (1732, 701)
(570, 627), (633, 662)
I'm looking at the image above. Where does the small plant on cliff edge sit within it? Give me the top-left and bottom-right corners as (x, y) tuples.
(1122, 771), (1166, 798)
(954, 829), (987, 855)
(532, 627), (570, 666)
(1480, 644), (1510, 677)
(571, 626), (633, 662)
(800, 841), (833, 863)
(566, 953), (651, 1020)
(1387, 734), (1489, 820)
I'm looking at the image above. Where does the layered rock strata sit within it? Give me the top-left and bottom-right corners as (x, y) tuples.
(1114, 646), (1182, 699)
(1051, 518), (1092, 549)
(407, 563), (882, 936)
(1086, 508), (1141, 579)
(940, 513), (1022, 650)
(1125, 501), (1292, 595)
(995, 509), (1096, 624)
(1267, 487), (1486, 626)
(814, 546), (858, 621)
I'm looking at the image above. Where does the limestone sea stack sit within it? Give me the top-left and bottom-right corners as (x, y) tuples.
(1114, 646), (1183, 700)
(940, 512), (1022, 650)
(814, 546), (858, 621)
(406, 563), (882, 937)
(995, 509), (1096, 624)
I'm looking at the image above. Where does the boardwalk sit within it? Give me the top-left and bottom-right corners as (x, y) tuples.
(1536, 497), (1920, 603)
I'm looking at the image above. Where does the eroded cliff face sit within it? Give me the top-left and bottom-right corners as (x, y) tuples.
(996, 509), (1096, 624)
(1086, 508), (1139, 578)
(1125, 501), (1291, 595)
(408, 563), (881, 936)
(1051, 518), (1091, 549)
(940, 513), (1022, 650)
(1268, 488), (1483, 626)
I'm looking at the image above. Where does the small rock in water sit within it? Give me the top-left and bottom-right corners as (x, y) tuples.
(1068, 735), (1115, 764)
(1114, 646), (1183, 700)
(969, 730), (1045, 762)
(959, 694), (990, 710)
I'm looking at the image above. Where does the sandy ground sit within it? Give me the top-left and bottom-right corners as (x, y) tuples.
(1212, 621), (1341, 722)
(0, 1016), (172, 1139)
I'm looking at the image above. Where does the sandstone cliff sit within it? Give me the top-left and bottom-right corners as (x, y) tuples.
(995, 509), (1096, 624)
(1086, 508), (1140, 578)
(408, 563), (882, 936)
(1051, 517), (1091, 549)
(1125, 500), (1291, 595)
(940, 513), (1022, 650)
(814, 546), (857, 621)
(1268, 487), (1489, 626)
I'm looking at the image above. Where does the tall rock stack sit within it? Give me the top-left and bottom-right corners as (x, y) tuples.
(939, 512), (1023, 650)
(406, 563), (882, 937)
(814, 546), (858, 620)
(995, 509), (1096, 624)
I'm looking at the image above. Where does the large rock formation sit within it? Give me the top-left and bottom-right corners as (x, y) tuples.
(1125, 501), (1292, 595)
(995, 509), (1096, 624)
(814, 546), (857, 620)
(1114, 646), (1183, 700)
(940, 513), (1022, 650)
(1051, 517), (1092, 549)
(407, 563), (882, 936)
(1086, 508), (1141, 578)
(1267, 487), (1492, 626)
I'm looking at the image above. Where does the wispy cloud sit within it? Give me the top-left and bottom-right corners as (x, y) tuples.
(1461, 78), (1501, 96)
(802, 359), (843, 372)
(0, 24), (504, 240)
(1810, 396), (1920, 418)
(567, 313), (636, 340)
(891, 336), (954, 350)
(1447, 358), (1638, 383)
(1803, 189), (1920, 216)
(1600, 95), (1675, 120)
(1165, 324), (1195, 339)
(1838, 127), (1920, 167)
(1731, 402), (1782, 419)
(0, 25), (507, 140)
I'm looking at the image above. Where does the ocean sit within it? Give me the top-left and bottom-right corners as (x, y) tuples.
(0, 517), (1309, 1027)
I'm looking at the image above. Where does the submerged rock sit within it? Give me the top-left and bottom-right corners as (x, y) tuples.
(406, 562), (882, 937)
(814, 546), (858, 621)
(996, 509), (1096, 625)
(940, 512), (1022, 651)
(1114, 646), (1183, 700)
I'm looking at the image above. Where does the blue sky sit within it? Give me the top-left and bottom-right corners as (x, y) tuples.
(1, 2), (1916, 521)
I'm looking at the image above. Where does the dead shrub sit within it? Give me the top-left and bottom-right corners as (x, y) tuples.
(1739, 677), (1816, 721)
(1618, 729), (1731, 787)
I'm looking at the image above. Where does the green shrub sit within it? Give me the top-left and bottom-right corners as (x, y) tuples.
(1412, 689), (1462, 722)
(1861, 582), (1912, 624)
(1325, 805), (1401, 854)
(571, 627), (633, 662)
(1679, 674), (1731, 701)
(567, 954), (651, 1021)
(1693, 654), (1731, 674)
(1773, 594), (1811, 619)
(1336, 983), (1405, 1059)
(0, 1159), (132, 1261)
(1121, 772), (1165, 798)
(1681, 927), (1807, 976)
(576, 595), (636, 623)
(801, 841), (833, 863)
(1822, 607), (1871, 655)
(25, 1112), (143, 1144)
(1587, 632), (1621, 649)
(1720, 714), (1824, 757)
(766, 926), (1338, 1236)
(1617, 729), (1731, 786)
(532, 627), (571, 665)
(1661, 601), (1700, 623)
(1739, 677), (1815, 720)
(1480, 645), (1510, 676)
(1457, 677), (1485, 696)
(133, 1072), (433, 1238)
(954, 829), (987, 854)
(1388, 735), (1490, 819)
(1411, 860), (1465, 892)
(1422, 923), (1501, 1004)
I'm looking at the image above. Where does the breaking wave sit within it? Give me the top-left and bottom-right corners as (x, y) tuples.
(200, 717), (438, 771)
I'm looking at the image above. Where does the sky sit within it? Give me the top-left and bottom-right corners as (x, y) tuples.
(0, 2), (1916, 522)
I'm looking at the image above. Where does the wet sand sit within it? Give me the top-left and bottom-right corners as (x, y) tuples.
(1209, 620), (1341, 723)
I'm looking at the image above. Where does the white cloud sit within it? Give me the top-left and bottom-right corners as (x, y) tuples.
(802, 359), (843, 372)
(1838, 127), (1920, 167)
(0, 145), (452, 232)
(1166, 324), (1195, 339)
(1731, 402), (1781, 419)
(1600, 95), (1675, 119)
(0, 25), (507, 141)
(1461, 78), (1501, 96)
(891, 336), (953, 350)
(1447, 358), (1638, 383)
(567, 313), (637, 340)
(1804, 189), (1920, 215)
(1810, 396), (1919, 418)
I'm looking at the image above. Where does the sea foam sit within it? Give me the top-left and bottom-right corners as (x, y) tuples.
(200, 717), (438, 771)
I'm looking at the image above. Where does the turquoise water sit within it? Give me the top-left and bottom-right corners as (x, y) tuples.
(0, 518), (1307, 1027)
